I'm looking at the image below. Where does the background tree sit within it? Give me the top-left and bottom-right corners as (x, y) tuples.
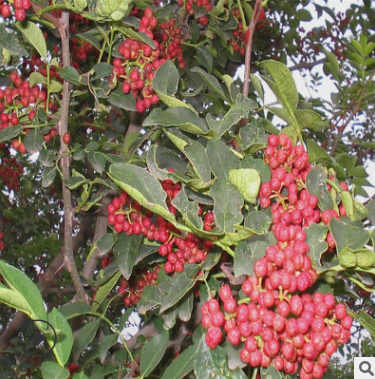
(0, 0), (374, 378)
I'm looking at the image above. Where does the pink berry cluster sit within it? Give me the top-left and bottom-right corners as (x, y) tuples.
(111, 8), (185, 113)
(0, 0), (30, 21)
(107, 174), (214, 274)
(119, 267), (160, 307)
(201, 133), (353, 379)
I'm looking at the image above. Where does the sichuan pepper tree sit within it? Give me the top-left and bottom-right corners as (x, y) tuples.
(0, 0), (375, 378)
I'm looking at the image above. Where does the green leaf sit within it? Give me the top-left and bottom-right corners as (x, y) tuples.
(330, 217), (369, 253)
(59, 67), (84, 87)
(323, 47), (340, 79)
(191, 67), (228, 102)
(185, 140), (212, 183)
(29, 72), (47, 86)
(228, 168), (260, 204)
(239, 121), (268, 154)
(194, 336), (247, 379)
(206, 94), (257, 138)
(0, 287), (34, 317)
(107, 86), (137, 111)
(355, 248), (375, 268)
(153, 60), (197, 113)
(74, 0), (88, 12)
(195, 46), (213, 71)
(143, 107), (208, 135)
(42, 166), (57, 187)
(24, 128), (44, 153)
(259, 60), (298, 114)
(58, 302), (90, 320)
(92, 270), (121, 312)
(137, 284), (164, 314)
(73, 318), (101, 361)
(15, 21), (47, 59)
(209, 180), (243, 233)
(48, 308), (74, 366)
(99, 334), (118, 364)
(244, 210), (272, 234)
(294, 109), (329, 131)
(306, 167), (333, 210)
(161, 344), (196, 379)
(114, 26), (156, 49)
(41, 361), (70, 379)
(0, 125), (23, 143)
(113, 234), (143, 280)
(172, 186), (203, 231)
(95, 0), (131, 21)
(354, 311), (375, 340)
(305, 223), (329, 274)
(96, 233), (118, 258)
(250, 73), (264, 102)
(260, 365), (282, 379)
(295, 9), (312, 20)
(160, 266), (200, 313)
(87, 151), (107, 173)
(306, 139), (332, 163)
(234, 233), (276, 277)
(108, 163), (175, 223)
(206, 139), (241, 179)
(73, 373), (89, 379)
(0, 24), (28, 56)
(0, 260), (47, 321)
(178, 292), (194, 322)
(140, 331), (169, 378)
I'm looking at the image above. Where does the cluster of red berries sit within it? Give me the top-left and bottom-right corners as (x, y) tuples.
(0, 0), (30, 21)
(0, 71), (46, 131)
(107, 173), (214, 274)
(177, 0), (211, 26)
(0, 156), (23, 191)
(201, 133), (353, 379)
(119, 267), (159, 307)
(111, 8), (185, 113)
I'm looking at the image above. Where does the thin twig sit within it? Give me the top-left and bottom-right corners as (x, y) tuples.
(242, 0), (263, 98)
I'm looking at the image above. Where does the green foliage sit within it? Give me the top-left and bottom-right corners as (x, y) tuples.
(0, 1), (374, 379)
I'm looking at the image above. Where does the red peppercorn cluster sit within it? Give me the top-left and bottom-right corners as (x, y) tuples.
(201, 133), (353, 379)
(177, 0), (211, 26)
(0, 156), (23, 191)
(119, 267), (160, 307)
(0, 71), (46, 131)
(107, 175), (214, 274)
(0, 0), (30, 21)
(0, 71), (51, 152)
(111, 8), (185, 113)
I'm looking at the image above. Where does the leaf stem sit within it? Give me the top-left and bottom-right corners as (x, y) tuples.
(251, 367), (258, 379)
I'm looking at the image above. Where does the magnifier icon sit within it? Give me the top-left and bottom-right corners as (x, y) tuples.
(360, 361), (375, 376)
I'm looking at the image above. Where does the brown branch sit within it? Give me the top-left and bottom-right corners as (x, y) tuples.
(220, 262), (246, 285)
(289, 58), (326, 72)
(58, 11), (86, 302)
(242, 0), (263, 98)
(30, 2), (62, 28)
(82, 190), (116, 281)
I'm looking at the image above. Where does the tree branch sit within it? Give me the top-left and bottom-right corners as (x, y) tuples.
(242, 0), (262, 98)
(58, 11), (86, 302)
